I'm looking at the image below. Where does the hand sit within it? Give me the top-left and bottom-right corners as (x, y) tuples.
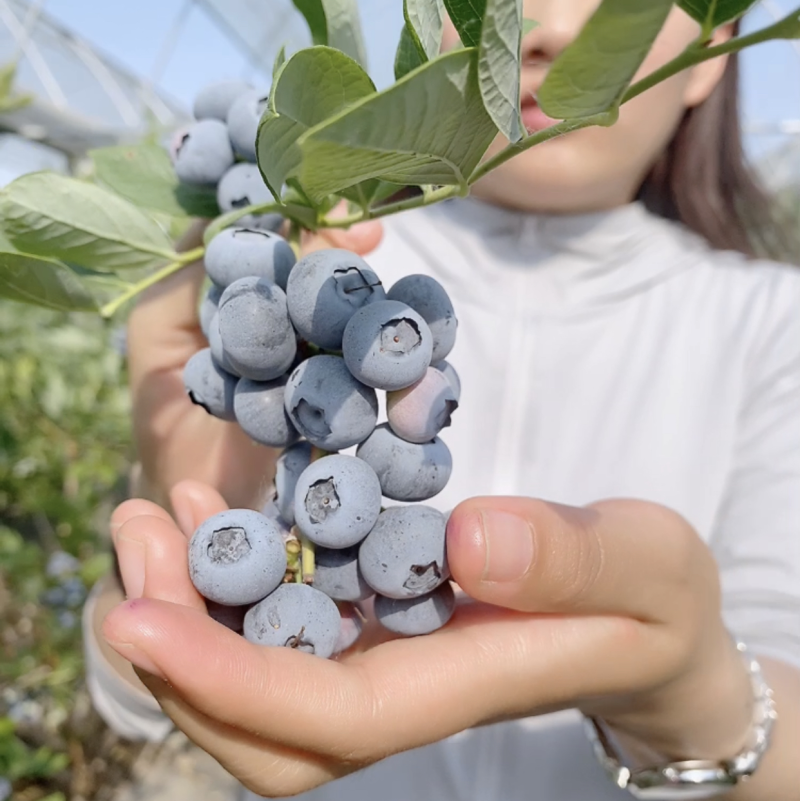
(103, 486), (755, 797)
(126, 216), (383, 512)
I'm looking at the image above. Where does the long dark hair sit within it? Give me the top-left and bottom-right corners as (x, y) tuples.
(638, 40), (797, 263)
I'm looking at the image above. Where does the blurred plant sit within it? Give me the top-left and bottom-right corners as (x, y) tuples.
(0, 301), (142, 800)
(0, 62), (34, 114)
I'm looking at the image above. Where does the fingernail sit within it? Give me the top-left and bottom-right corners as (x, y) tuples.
(480, 510), (535, 583)
(117, 534), (146, 599)
(106, 640), (167, 681)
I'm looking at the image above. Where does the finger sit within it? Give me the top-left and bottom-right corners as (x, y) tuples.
(101, 597), (668, 763)
(446, 497), (719, 624)
(170, 480), (230, 539)
(112, 516), (205, 611)
(111, 498), (174, 542)
(135, 673), (343, 797)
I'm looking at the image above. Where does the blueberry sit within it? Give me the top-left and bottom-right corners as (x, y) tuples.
(314, 545), (374, 602)
(206, 600), (250, 634)
(332, 602), (364, 654)
(193, 80), (253, 122)
(208, 312), (241, 377)
(217, 163), (283, 230)
(387, 274), (458, 364)
(433, 359), (462, 402)
(205, 228), (296, 290)
(200, 283), (223, 340)
(356, 423), (452, 501)
(284, 356), (378, 451)
(374, 582), (456, 636)
(387, 367), (459, 444)
(234, 375), (299, 448)
(174, 120), (235, 185)
(359, 506), (449, 599)
(286, 249), (386, 350)
(218, 277), (296, 381)
(274, 442), (313, 525)
(293, 455), (382, 549)
(226, 89), (269, 162)
(184, 348), (237, 421)
(343, 300), (433, 391)
(244, 583), (341, 658)
(189, 509), (288, 606)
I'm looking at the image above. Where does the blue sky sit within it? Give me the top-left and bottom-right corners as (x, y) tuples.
(7, 0), (800, 161)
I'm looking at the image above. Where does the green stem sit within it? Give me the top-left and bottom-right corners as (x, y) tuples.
(469, 113), (615, 184)
(100, 246), (205, 318)
(320, 185), (461, 229)
(622, 9), (800, 106)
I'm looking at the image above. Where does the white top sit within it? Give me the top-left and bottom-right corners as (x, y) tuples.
(84, 199), (800, 801)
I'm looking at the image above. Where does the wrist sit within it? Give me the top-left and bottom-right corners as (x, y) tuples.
(600, 628), (754, 765)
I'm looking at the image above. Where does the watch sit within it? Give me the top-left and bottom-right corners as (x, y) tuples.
(583, 640), (778, 800)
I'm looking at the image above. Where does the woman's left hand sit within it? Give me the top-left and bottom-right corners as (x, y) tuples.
(103, 486), (753, 798)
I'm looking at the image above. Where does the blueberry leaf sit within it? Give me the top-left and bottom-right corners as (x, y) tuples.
(297, 48), (498, 202)
(292, 0), (369, 68)
(257, 46), (376, 203)
(0, 231), (97, 311)
(677, 0), (759, 30)
(537, 0), (674, 120)
(405, 0), (446, 60)
(478, 0), (524, 143)
(90, 143), (220, 219)
(0, 172), (176, 272)
(442, 0), (486, 48)
(395, 24), (426, 79)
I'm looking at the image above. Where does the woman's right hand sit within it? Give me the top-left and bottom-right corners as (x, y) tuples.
(126, 216), (383, 517)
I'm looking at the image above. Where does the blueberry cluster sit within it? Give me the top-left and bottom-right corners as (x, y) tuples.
(177, 84), (461, 659)
(170, 80), (282, 231)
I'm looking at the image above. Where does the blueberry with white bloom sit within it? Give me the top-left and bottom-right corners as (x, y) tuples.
(189, 509), (287, 606)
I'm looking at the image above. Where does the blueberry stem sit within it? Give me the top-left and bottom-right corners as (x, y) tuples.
(100, 246), (205, 318)
(301, 535), (315, 585)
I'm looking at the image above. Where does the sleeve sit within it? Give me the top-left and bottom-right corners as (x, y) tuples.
(82, 580), (174, 742)
(710, 268), (800, 670)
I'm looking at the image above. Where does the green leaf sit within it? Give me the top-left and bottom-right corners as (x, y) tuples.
(292, 0), (369, 68)
(523, 18), (538, 37)
(442, 0), (486, 47)
(257, 46), (376, 202)
(90, 143), (220, 219)
(297, 48), (499, 201)
(479, 0), (524, 143)
(677, 0), (758, 30)
(395, 24), (426, 79)
(0, 241), (97, 311)
(0, 172), (175, 272)
(538, 0), (673, 120)
(405, 0), (446, 59)
(338, 179), (402, 210)
(273, 44), (287, 83)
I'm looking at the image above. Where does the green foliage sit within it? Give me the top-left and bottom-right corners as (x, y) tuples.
(394, 24), (426, 79)
(90, 143), (220, 219)
(677, 0), (759, 31)
(537, 0), (673, 120)
(257, 46), (376, 202)
(0, 0), (799, 314)
(478, 0), (524, 142)
(292, 0), (369, 67)
(296, 48), (498, 201)
(0, 173), (176, 272)
(442, 0), (486, 47)
(0, 302), (134, 798)
(404, 0), (446, 60)
(0, 61), (34, 114)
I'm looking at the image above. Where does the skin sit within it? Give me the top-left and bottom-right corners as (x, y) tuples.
(99, 2), (800, 798)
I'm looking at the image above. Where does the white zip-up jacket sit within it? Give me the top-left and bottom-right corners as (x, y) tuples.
(84, 198), (800, 800)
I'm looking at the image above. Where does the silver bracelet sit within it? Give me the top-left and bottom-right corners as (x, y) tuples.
(583, 640), (778, 800)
